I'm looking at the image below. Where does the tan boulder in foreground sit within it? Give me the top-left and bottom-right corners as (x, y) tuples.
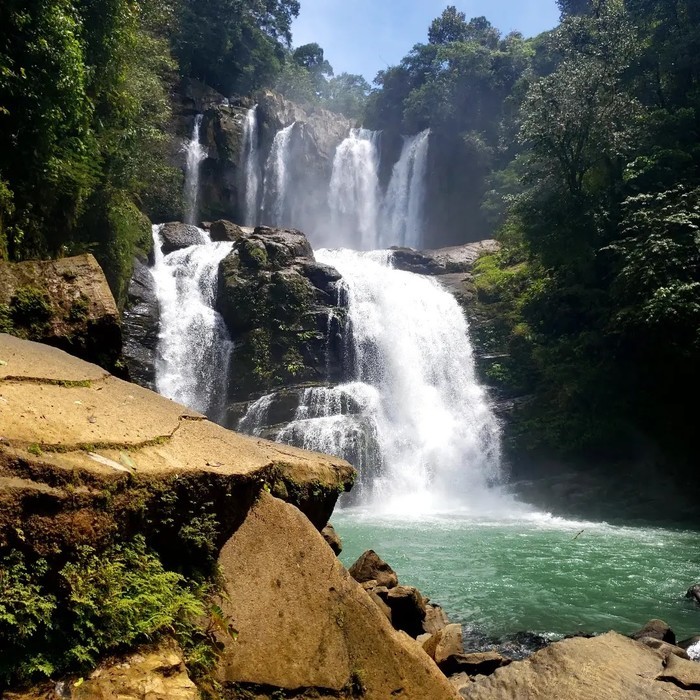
(217, 492), (460, 699)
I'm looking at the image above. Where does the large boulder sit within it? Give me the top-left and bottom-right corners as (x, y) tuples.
(349, 550), (399, 589)
(462, 632), (700, 699)
(0, 254), (121, 372)
(216, 224), (345, 407)
(209, 219), (246, 242)
(158, 222), (206, 254)
(0, 334), (362, 694)
(215, 492), (459, 699)
(122, 258), (159, 389)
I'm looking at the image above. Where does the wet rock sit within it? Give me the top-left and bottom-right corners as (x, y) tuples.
(158, 222), (206, 254)
(177, 77), (228, 115)
(321, 523), (342, 555)
(297, 260), (343, 297)
(389, 248), (446, 275)
(632, 619), (676, 645)
(679, 635), (700, 650)
(122, 258), (159, 389)
(217, 225), (344, 404)
(686, 584), (700, 605)
(209, 219), (246, 242)
(348, 550), (399, 589)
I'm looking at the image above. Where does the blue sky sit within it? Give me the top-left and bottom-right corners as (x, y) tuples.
(292, 1), (561, 82)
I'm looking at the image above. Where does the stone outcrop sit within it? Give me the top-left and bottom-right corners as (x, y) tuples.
(216, 492), (459, 700)
(0, 333), (353, 559)
(122, 258), (159, 390)
(216, 225), (344, 407)
(0, 254), (121, 372)
(391, 240), (500, 276)
(6, 640), (199, 700)
(687, 584), (700, 605)
(462, 632), (700, 699)
(158, 222), (207, 254)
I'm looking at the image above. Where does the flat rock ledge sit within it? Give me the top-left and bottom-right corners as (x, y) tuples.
(0, 333), (354, 555)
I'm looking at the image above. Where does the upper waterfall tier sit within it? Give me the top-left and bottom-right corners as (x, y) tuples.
(183, 114), (206, 225)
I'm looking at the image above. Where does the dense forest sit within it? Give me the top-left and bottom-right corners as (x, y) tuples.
(1, 0), (699, 477)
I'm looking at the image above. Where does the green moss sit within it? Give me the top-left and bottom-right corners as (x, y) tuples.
(0, 537), (214, 686)
(5, 286), (53, 338)
(68, 294), (89, 323)
(239, 239), (269, 269)
(0, 304), (11, 333)
(27, 444), (43, 457)
(80, 189), (152, 308)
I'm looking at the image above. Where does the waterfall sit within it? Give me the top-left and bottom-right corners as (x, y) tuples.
(183, 114), (207, 225)
(261, 122), (295, 227)
(241, 106), (261, 227)
(328, 129), (381, 250)
(150, 224), (234, 422)
(382, 129), (430, 249)
(266, 249), (502, 514)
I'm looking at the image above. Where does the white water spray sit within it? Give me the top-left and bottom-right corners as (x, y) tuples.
(261, 122), (295, 226)
(183, 114), (207, 225)
(241, 106), (261, 227)
(328, 129), (382, 250)
(150, 224), (234, 421)
(271, 249), (502, 515)
(382, 129), (430, 248)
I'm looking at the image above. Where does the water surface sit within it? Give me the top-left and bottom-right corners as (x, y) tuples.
(335, 509), (700, 644)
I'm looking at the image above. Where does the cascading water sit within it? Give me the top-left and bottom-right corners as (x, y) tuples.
(241, 105), (261, 227)
(150, 224), (234, 422)
(382, 129), (430, 248)
(328, 129), (382, 250)
(183, 114), (207, 225)
(259, 249), (502, 515)
(261, 122), (295, 227)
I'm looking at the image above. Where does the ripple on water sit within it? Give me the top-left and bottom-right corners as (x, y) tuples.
(334, 507), (700, 642)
